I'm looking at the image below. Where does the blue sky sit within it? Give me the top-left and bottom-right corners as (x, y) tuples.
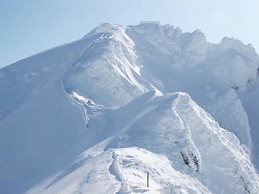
(1, 0), (259, 67)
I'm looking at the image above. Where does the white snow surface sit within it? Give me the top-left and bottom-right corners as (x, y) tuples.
(0, 22), (259, 194)
(27, 147), (211, 194)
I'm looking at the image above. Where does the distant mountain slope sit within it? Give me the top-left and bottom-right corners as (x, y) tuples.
(0, 22), (259, 194)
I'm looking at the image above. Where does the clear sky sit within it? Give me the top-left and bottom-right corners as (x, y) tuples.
(1, 0), (259, 67)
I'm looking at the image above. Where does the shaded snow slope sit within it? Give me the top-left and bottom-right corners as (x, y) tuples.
(0, 22), (259, 194)
(0, 37), (100, 194)
(239, 84), (259, 166)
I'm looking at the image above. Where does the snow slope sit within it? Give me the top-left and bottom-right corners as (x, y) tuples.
(0, 22), (259, 194)
(26, 147), (212, 194)
(27, 92), (259, 194)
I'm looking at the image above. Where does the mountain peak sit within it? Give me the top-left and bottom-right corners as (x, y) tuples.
(220, 36), (256, 52)
(1, 22), (259, 194)
(83, 23), (124, 39)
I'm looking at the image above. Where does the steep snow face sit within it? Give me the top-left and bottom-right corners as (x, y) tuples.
(239, 84), (259, 167)
(205, 89), (252, 149)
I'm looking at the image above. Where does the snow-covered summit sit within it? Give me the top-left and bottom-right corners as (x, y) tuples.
(83, 23), (124, 38)
(0, 22), (259, 194)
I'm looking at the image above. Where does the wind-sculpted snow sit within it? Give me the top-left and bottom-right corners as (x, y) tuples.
(0, 22), (259, 194)
(63, 23), (160, 108)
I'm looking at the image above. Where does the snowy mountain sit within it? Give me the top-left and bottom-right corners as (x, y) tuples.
(0, 22), (259, 194)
